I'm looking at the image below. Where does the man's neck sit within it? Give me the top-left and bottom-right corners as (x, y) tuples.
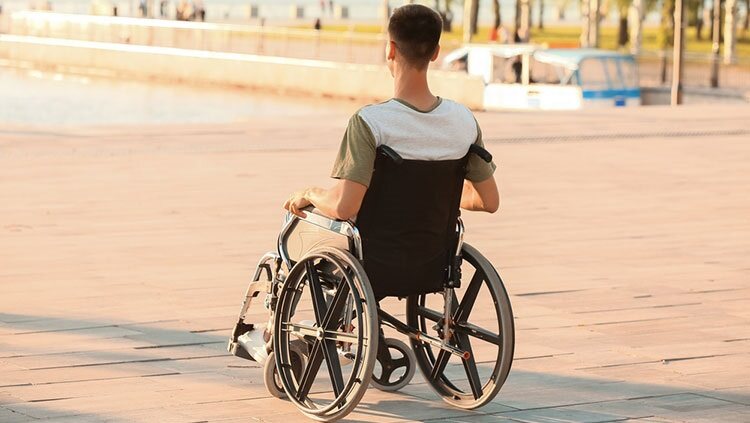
(393, 68), (437, 112)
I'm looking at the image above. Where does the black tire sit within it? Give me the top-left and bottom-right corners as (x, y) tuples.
(273, 247), (378, 422)
(263, 351), (286, 398)
(370, 338), (416, 392)
(406, 243), (514, 409)
(263, 342), (308, 399)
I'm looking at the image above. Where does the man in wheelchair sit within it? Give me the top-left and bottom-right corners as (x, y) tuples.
(228, 5), (514, 421)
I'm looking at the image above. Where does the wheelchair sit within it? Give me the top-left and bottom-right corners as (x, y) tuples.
(228, 145), (515, 422)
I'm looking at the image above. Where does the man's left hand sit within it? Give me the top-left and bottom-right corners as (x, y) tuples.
(283, 190), (311, 217)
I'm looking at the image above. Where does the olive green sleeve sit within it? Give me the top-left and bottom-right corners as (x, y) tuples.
(330, 113), (377, 187)
(465, 120), (498, 182)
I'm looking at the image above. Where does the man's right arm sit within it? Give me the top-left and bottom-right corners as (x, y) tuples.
(462, 118), (499, 213)
(461, 176), (499, 213)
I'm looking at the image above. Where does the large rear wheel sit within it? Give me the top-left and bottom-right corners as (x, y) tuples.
(406, 243), (514, 409)
(274, 247), (378, 422)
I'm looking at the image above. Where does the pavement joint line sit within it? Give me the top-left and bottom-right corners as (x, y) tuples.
(546, 316), (691, 329)
(7, 318), (181, 335)
(1, 339), (223, 359)
(190, 327), (231, 333)
(0, 405), (37, 420)
(0, 371), (216, 389)
(29, 353), (228, 370)
(576, 352), (746, 370)
(686, 288), (746, 294)
(134, 341), (225, 349)
(572, 302), (703, 314)
(487, 392), (693, 416)
(27, 396), (77, 403)
(694, 392), (750, 407)
(510, 353), (575, 361)
(486, 129), (750, 144)
(723, 338), (750, 343)
(515, 289), (588, 297)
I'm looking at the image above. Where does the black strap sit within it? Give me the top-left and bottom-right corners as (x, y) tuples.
(378, 145), (404, 165)
(469, 144), (493, 163)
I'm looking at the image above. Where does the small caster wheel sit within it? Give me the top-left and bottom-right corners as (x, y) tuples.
(264, 342), (308, 399)
(263, 351), (286, 399)
(371, 338), (416, 392)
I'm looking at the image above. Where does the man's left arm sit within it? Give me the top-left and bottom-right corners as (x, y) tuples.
(283, 112), (376, 220)
(284, 180), (367, 220)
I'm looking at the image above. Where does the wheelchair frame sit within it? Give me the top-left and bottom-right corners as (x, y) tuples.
(228, 209), (514, 421)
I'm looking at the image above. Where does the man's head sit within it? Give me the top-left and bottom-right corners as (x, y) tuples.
(386, 4), (443, 72)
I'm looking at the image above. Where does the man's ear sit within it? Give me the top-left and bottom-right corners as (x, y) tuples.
(387, 40), (397, 61)
(430, 44), (441, 62)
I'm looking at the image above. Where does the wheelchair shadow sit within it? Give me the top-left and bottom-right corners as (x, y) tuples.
(2, 312), (748, 422)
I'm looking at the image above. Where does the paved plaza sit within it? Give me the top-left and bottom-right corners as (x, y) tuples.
(1, 104), (749, 422)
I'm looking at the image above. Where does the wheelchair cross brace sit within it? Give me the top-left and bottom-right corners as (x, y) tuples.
(378, 308), (470, 360)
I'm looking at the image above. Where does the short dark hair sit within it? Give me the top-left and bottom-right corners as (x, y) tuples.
(387, 4), (443, 70)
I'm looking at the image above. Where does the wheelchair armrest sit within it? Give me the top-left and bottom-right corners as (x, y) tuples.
(298, 206), (343, 222)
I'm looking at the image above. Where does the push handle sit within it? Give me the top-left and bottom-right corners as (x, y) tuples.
(469, 144), (493, 163)
(378, 145), (404, 165)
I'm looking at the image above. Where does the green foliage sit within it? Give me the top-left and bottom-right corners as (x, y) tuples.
(658, 0), (676, 48)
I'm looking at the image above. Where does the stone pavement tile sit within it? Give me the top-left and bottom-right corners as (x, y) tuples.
(496, 407), (652, 423)
(425, 416), (516, 423)
(0, 406), (39, 423)
(0, 361), (189, 386)
(565, 393), (750, 423)
(6, 385), (189, 418)
(145, 371), (267, 403)
(665, 371), (749, 392)
(662, 354), (750, 379)
(700, 387), (750, 407)
(2, 373), (174, 404)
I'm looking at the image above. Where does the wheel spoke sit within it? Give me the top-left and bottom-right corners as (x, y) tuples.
(456, 333), (483, 400)
(455, 321), (503, 346)
(454, 270), (484, 323)
(429, 349), (451, 381)
(321, 339), (345, 397)
(416, 305), (442, 322)
(391, 357), (408, 370)
(296, 339), (324, 401)
(321, 282), (351, 331)
(379, 361), (396, 383)
(306, 261), (328, 326)
(301, 259), (354, 400)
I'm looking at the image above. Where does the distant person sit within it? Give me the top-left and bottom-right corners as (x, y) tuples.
(139, 0), (147, 17)
(176, 0), (192, 20)
(512, 57), (522, 83)
(329, 0), (334, 16)
(160, 0), (168, 17)
(491, 24), (509, 43)
(314, 18), (321, 30)
(193, 0), (204, 21)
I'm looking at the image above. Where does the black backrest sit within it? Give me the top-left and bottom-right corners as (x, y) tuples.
(356, 146), (469, 299)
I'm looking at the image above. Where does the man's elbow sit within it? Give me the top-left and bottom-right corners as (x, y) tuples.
(334, 203), (360, 221)
(484, 196), (500, 213)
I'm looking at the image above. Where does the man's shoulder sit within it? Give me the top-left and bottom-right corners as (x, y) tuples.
(438, 98), (476, 120)
(356, 100), (399, 120)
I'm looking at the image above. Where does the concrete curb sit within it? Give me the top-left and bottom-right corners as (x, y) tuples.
(0, 34), (486, 109)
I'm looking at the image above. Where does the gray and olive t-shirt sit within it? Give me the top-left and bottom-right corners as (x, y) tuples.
(331, 97), (496, 187)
